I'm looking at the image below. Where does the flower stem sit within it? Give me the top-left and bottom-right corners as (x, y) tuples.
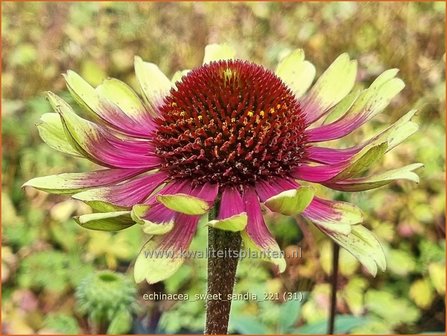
(205, 226), (241, 334)
(328, 241), (340, 334)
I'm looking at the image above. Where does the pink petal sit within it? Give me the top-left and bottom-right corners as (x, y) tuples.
(243, 187), (277, 249)
(291, 163), (347, 182)
(255, 177), (299, 202)
(218, 186), (244, 219)
(159, 213), (200, 251)
(307, 146), (360, 165)
(306, 114), (366, 142)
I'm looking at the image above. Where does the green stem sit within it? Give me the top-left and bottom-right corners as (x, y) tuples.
(205, 222), (241, 334)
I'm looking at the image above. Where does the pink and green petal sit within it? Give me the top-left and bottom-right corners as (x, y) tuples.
(316, 224), (386, 276)
(48, 92), (161, 169)
(208, 187), (247, 232)
(275, 49), (316, 98)
(134, 56), (172, 116)
(264, 186), (314, 216)
(23, 168), (144, 194)
(255, 177), (299, 202)
(73, 171), (169, 209)
(202, 43), (236, 64)
(307, 70), (405, 142)
(302, 53), (357, 124)
(131, 204), (174, 235)
(157, 182), (218, 216)
(37, 113), (80, 156)
(241, 188), (286, 272)
(134, 213), (200, 284)
(325, 163), (423, 192)
(302, 197), (363, 235)
(75, 210), (135, 232)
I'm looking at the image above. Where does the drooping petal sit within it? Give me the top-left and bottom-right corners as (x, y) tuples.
(131, 204), (174, 235)
(291, 163), (348, 183)
(208, 186), (247, 232)
(264, 186), (314, 216)
(275, 49), (316, 98)
(157, 182), (218, 215)
(316, 224), (386, 276)
(134, 56), (172, 116)
(241, 188), (286, 272)
(255, 177), (299, 202)
(325, 163), (423, 192)
(134, 213), (200, 284)
(23, 168), (144, 194)
(171, 69), (191, 86)
(72, 171), (169, 210)
(37, 113), (80, 156)
(75, 211), (135, 231)
(302, 53), (357, 125)
(301, 197), (363, 235)
(47, 92), (161, 169)
(202, 43), (236, 64)
(307, 69), (405, 142)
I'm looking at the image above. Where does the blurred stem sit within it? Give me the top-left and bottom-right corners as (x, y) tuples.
(205, 207), (241, 334)
(328, 241), (340, 335)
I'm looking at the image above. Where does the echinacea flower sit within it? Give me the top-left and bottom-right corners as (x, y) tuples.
(25, 44), (422, 283)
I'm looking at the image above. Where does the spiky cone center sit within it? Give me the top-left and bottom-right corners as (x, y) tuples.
(154, 60), (308, 187)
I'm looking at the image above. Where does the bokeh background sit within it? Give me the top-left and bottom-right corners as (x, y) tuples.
(2, 1), (445, 334)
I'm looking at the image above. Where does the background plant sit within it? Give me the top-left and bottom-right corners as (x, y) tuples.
(2, 2), (445, 334)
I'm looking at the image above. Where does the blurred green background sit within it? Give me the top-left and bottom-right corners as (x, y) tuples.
(2, 1), (445, 334)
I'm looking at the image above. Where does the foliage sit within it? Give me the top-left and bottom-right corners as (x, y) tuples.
(2, 1), (444, 334)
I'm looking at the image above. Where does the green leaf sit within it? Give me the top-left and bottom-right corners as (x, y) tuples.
(317, 224), (386, 276)
(275, 49), (316, 98)
(409, 278), (435, 309)
(157, 193), (210, 215)
(265, 186), (314, 216)
(293, 315), (367, 334)
(279, 298), (304, 333)
(107, 310), (133, 334)
(208, 213), (248, 232)
(230, 315), (268, 334)
(37, 113), (80, 156)
(428, 263), (446, 294)
(75, 211), (135, 231)
(203, 43), (236, 64)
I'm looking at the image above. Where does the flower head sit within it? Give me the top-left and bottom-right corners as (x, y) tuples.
(25, 44), (422, 283)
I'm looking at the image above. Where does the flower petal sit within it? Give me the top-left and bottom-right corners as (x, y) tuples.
(302, 197), (363, 235)
(275, 49), (316, 98)
(37, 113), (80, 156)
(307, 70), (405, 142)
(131, 204), (174, 235)
(241, 188), (286, 272)
(47, 92), (161, 168)
(255, 177), (299, 202)
(73, 171), (168, 210)
(22, 169), (143, 194)
(74, 211), (135, 231)
(264, 186), (314, 216)
(325, 163), (423, 192)
(316, 224), (386, 276)
(208, 187), (247, 232)
(171, 69), (191, 85)
(203, 43), (236, 64)
(134, 213), (199, 284)
(302, 53), (357, 124)
(157, 182), (218, 215)
(134, 56), (172, 115)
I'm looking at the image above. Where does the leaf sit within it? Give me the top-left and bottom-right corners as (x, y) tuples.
(208, 213), (248, 232)
(279, 298), (304, 333)
(428, 263), (446, 294)
(293, 315), (367, 334)
(409, 278), (435, 309)
(230, 315), (268, 334)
